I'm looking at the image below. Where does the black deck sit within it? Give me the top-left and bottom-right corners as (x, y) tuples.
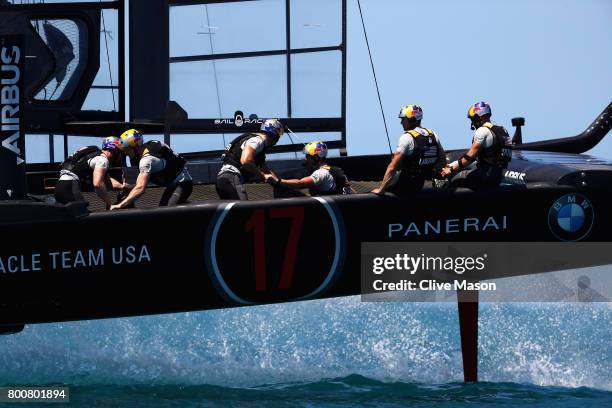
(79, 180), (382, 212)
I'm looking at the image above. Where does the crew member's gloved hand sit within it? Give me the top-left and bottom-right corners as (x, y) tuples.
(265, 174), (280, 186)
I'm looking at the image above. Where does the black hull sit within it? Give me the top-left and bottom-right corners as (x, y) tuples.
(1, 184), (611, 327)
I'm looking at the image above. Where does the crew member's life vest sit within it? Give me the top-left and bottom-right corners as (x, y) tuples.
(142, 140), (186, 186)
(221, 133), (267, 178)
(401, 128), (440, 179)
(309, 165), (352, 196)
(476, 123), (512, 169)
(61, 146), (102, 184)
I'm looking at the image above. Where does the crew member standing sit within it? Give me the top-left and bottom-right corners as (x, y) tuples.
(55, 137), (126, 208)
(441, 101), (512, 189)
(215, 119), (285, 200)
(372, 104), (446, 195)
(110, 129), (193, 209)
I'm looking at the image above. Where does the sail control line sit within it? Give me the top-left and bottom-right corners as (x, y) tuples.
(357, 0), (393, 155)
(285, 125), (302, 159)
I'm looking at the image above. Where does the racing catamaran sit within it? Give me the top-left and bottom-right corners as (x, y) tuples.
(0, 0), (610, 383)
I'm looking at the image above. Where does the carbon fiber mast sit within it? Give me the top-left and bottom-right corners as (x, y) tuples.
(513, 102), (611, 153)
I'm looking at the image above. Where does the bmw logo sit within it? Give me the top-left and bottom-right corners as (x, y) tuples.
(548, 194), (594, 241)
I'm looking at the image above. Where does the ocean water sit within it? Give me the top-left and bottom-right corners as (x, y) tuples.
(0, 299), (610, 407)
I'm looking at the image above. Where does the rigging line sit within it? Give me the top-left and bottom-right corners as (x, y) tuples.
(357, 0), (392, 155)
(284, 126), (299, 159)
(204, 4), (226, 146)
(100, 1), (116, 111)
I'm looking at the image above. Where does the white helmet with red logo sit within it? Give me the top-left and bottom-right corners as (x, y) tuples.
(398, 104), (423, 121)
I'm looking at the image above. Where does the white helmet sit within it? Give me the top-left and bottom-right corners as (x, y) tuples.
(398, 104), (423, 121)
(467, 101), (492, 119)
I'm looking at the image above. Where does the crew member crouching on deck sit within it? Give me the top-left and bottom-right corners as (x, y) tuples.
(441, 101), (512, 189)
(372, 104), (446, 196)
(265, 141), (354, 196)
(55, 137), (127, 208)
(110, 129), (193, 209)
(215, 119), (284, 200)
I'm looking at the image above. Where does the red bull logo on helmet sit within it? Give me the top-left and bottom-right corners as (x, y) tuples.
(469, 101), (491, 118)
(398, 104), (423, 121)
(304, 141), (328, 158)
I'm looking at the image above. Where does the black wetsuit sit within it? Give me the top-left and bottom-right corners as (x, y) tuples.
(140, 141), (192, 206)
(388, 128), (445, 195)
(54, 146), (102, 204)
(450, 123), (512, 190)
(216, 133), (267, 200)
(54, 179), (85, 204)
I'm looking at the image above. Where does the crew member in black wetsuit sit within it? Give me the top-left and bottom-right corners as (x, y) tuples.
(265, 141), (354, 196)
(372, 104), (446, 195)
(215, 119), (284, 200)
(110, 129), (193, 209)
(55, 137), (127, 208)
(441, 101), (512, 189)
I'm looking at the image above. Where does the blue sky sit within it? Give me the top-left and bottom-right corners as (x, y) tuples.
(346, 0), (611, 158)
(24, 0), (612, 162)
